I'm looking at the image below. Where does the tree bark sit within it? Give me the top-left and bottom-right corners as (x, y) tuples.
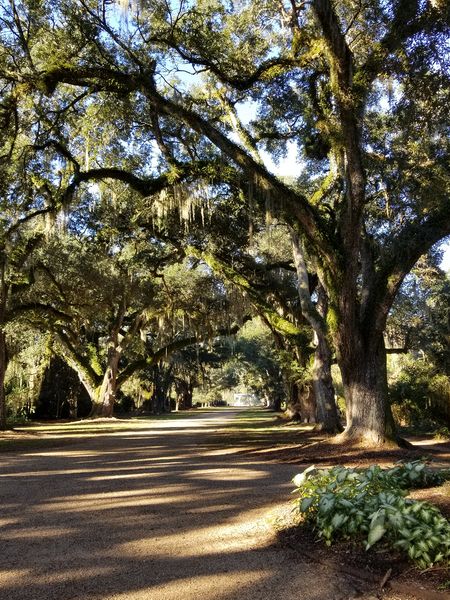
(284, 382), (302, 420)
(290, 229), (342, 432)
(285, 381), (316, 422)
(313, 331), (342, 433)
(150, 364), (172, 414)
(89, 345), (120, 418)
(175, 379), (193, 410)
(337, 329), (397, 445)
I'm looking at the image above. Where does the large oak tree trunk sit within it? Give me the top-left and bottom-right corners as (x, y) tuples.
(285, 382), (316, 422)
(291, 230), (341, 432)
(313, 331), (343, 433)
(175, 379), (193, 410)
(150, 363), (172, 414)
(337, 330), (397, 445)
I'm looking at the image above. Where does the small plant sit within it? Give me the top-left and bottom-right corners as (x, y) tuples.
(435, 426), (450, 441)
(292, 462), (450, 569)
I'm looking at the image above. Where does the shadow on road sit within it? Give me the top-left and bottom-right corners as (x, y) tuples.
(0, 409), (365, 600)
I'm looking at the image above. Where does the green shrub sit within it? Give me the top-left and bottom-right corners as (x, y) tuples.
(435, 426), (450, 441)
(292, 462), (450, 569)
(389, 359), (450, 430)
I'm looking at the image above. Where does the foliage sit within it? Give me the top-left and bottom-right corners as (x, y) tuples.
(435, 427), (450, 441)
(1, 0), (449, 439)
(191, 318), (286, 406)
(4, 324), (50, 419)
(389, 357), (450, 429)
(387, 261), (450, 430)
(293, 462), (450, 569)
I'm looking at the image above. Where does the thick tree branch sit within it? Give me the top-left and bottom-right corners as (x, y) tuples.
(116, 319), (250, 387)
(312, 0), (366, 250)
(143, 87), (338, 270)
(159, 40), (300, 91)
(312, 0), (353, 89)
(8, 303), (73, 323)
(54, 328), (102, 389)
(290, 226), (326, 335)
(186, 246), (306, 339)
(62, 160), (218, 204)
(30, 66), (337, 274)
(366, 208), (450, 334)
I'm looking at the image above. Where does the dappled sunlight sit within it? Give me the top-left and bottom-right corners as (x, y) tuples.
(0, 409), (354, 599)
(21, 450), (104, 458)
(37, 487), (196, 513)
(3, 526), (76, 539)
(411, 438), (450, 447)
(116, 503), (278, 559)
(1, 461), (185, 478)
(200, 447), (252, 456)
(0, 570), (30, 586)
(86, 470), (181, 481)
(184, 467), (268, 482)
(31, 566), (115, 584)
(0, 517), (20, 527)
(107, 570), (272, 600)
(187, 503), (237, 514)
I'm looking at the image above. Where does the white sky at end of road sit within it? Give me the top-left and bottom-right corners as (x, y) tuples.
(441, 246), (450, 273)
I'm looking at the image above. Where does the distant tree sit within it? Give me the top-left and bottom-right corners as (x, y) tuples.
(0, 86), (62, 428)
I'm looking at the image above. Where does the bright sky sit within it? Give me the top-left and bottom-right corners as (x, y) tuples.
(441, 246), (450, 272)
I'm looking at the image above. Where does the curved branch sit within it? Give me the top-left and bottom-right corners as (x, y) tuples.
(366, 207), (450, 333)
(161, 40), (300, 91)
(54, 328), (102, 389)
(186, 246), (306, 339)
(30, 66), (337, 273)
(61, 160), (219, 204)
(116, 319), (249, 388)
(8, 302), (73, 323)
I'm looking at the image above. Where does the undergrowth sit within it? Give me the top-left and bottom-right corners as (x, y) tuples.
(292, 461), (450, 569)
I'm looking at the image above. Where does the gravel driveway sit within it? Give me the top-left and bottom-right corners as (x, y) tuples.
(0, 409), (377, 600)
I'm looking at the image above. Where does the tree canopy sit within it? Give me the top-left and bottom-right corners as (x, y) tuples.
(0, 0), (449, 443)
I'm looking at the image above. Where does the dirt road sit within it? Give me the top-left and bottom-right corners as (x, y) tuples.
(0, 409), (391, 599)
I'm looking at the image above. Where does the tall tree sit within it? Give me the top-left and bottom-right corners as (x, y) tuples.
(0, 79), (62, 428)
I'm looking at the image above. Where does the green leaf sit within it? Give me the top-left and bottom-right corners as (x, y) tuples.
(366, 514), (387, 550)
(336, 469), (348, 483)
(300, 496), (314, 512)
(331, 513), (347, 529)
(366, 523), (387, 549)
(319, 495), (335, 514)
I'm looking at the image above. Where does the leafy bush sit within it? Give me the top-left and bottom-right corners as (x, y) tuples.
(293, 462), (450, 569)
(435, 427), (450, 441)
(389, 359), (450, 430)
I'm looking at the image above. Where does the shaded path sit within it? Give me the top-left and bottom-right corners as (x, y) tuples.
(0, 409), (365, 600)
